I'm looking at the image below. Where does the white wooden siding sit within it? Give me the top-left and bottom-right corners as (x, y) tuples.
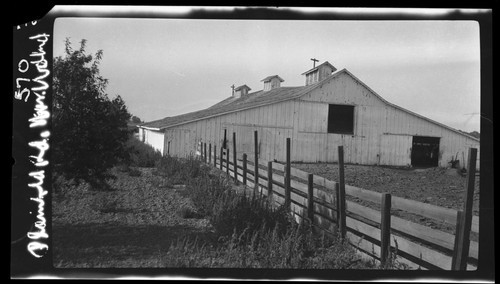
(164, 129), (194, 158)
(143, 129), (165, 155)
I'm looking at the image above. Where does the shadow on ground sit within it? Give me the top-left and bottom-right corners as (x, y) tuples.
(53, 222), (216, 268)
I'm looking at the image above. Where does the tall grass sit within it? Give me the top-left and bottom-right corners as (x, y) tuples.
(125, 135), (163, 168)
(157, 155), (407, 269)
(152, 155), (373, 269)
(164, 217), (369, 269)
(153, 155), (203, 184)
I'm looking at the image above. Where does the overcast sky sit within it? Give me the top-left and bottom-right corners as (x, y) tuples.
(53, 16), (480, 132)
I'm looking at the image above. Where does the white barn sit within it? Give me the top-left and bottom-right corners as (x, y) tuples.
(138, 61), (480, 168)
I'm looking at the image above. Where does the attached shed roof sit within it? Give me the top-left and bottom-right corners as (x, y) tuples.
(139, 69), (479, 142)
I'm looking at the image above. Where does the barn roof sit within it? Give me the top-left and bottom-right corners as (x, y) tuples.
(140, 84), (317, 130)
(139, 69), (479, 142)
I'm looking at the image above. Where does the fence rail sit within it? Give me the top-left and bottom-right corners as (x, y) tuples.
(197, 136), (478, 271)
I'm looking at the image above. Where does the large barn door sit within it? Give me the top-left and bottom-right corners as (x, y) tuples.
(411, 136), (440, 167)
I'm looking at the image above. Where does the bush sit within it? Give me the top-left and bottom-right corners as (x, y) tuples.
(125, 135), (162, 167)
(53, 38), (131, 190)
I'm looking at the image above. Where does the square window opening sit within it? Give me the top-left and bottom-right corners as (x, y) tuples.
(328, 104), (354, 134)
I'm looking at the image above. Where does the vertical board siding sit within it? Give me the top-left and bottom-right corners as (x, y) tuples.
(162, 100), (297, 161)
(299, 72), (479, 166)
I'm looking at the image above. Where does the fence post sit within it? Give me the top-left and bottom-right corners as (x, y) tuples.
(208, 143), (212, 165)
(214, 144), (217, 167)
(233, 132), (238, 184)
(335, 182), (340, 227)
(242, 154), (247, 185)
(223, 129), (227, 149)
(285, 138), (291, 210)
(451, 148), (477, 270)
(199, 141), (203, 161)
(196, 140), (199, 158)
(336, 182), (346, 239)
(452, 210), (465, 269)
(267, 161), (273, 203)
(380, 192), (392, 266)
(307, 173), (314, 228)
(219, 146), (223, 170)
(200, 142), (203, 160)
(338, 146), (346, 239)
(203, 142), (207, 163)
(254, 131), (259, 195)
(201, 142), (204, 162)
(226, 148), (230, 176)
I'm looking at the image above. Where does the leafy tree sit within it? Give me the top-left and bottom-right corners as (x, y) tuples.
(130, 115), (142, 123)
(53, 38), (131, 190)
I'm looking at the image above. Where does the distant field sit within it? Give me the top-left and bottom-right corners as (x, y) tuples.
(291, 163), (480, 214)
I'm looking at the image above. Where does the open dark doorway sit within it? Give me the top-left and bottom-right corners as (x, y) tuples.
(411, 136), (440, 167)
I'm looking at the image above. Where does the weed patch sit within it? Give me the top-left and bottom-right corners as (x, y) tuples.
(176, 205), (202, 219)
(160, 156), (372, 269)
(125, 135), (163, 167)
(153, 155), (204, 184)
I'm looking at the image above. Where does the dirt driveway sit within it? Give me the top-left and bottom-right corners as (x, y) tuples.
(52, 167), (214, 268)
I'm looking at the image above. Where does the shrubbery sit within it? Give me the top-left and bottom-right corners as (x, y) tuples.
(53, 39), (131, 190)
(125, 135), (163, 168)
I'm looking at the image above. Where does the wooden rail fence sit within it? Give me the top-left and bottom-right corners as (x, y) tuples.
(197, 134), (479, 270)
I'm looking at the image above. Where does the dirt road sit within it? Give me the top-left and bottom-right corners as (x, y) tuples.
(52, 167), (213, 268)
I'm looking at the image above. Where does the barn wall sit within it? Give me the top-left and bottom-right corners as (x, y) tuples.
(164, 100), (296, 162)
(138, 128), (145, 142)
(297, 72), (480, 167)
(164, 128), (196, 158)
(296, 72), (388, 165)
(143, 129), (165, 155)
